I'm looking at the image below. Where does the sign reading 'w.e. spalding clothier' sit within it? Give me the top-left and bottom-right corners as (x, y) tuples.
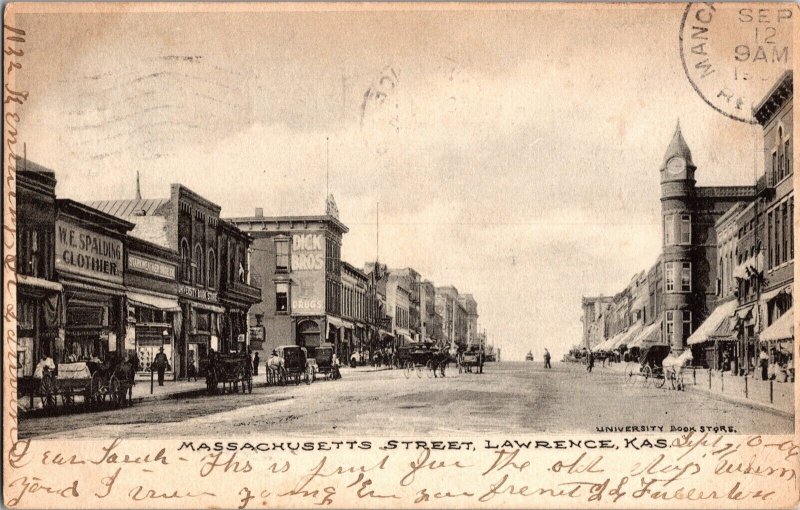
(55, 219), (124, 283)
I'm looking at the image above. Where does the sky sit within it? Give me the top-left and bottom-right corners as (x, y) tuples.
(12, 4), (776, 361)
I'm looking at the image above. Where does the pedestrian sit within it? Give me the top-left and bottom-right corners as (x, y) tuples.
(586, 350), (594, 373)
(187, 351), (198, 381)
(152, 347), (169, 386)
(253, 351), (260, 376)
(543, 348), (551, 369)
(759, 347), (769, 381)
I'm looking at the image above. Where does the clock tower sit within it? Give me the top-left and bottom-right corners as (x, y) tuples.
(660, 121), (696, 352)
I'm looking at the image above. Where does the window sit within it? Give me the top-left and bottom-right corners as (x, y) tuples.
(783, 202), (789, 264)
(208, 249), (217, 288)
(772, 152), (777, 183)
(768, 211), (774, 269)
(785, 139), (792, 176)
(665, 311), (674, 338)
(664, 214), (674, 245)
(276, 283), (289, 313)
(275, 239), (289, 272)
(681, 262), (692, 292)
(791, 198), (794, 259)
(181, 239), (191, 282)
(255, 314), (264, 326)
(778, 127), (785, 181)
(775, 206), (782, 265)
(665, 262), (675, 292)
(682, 311), (692, 338)
(680, 215), (691, 244)
(194, 244), (204, 286)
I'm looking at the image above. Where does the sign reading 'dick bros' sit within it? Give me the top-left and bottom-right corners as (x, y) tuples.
(55, 219), (124, 284)
(291, 233), (325, 315)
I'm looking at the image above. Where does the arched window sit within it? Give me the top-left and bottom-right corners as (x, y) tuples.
(180, 239), (191, 282)
(194, 244), (204, 286)
(208, 249), (217, 289)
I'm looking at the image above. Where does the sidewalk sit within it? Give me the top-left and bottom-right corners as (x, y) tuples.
(130, 378), (207, 403)
(597, 362), (794, 417)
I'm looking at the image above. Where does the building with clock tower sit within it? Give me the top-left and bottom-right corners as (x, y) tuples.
(659, 122), (756, 352)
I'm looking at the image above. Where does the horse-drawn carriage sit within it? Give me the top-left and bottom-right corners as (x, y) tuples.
(459, 347), (484, 374)
(36, 357), (136, 410)
(623, 344), (671, 388)
(266, 345), (314, 386)
(397, 342), (451, 378)
(204, 352), (253, 394)
(310, 343), (340, 381)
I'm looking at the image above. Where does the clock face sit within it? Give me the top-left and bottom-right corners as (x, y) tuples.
(667, 157), (686, 175)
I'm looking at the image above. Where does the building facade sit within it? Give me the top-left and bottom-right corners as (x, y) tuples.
(229, 210), (348, 359)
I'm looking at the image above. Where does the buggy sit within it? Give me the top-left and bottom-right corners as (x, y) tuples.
(267, 345), (314, 385)
(36, 356), (136, 410)
(204, 352), (253, 394)
(311, 343), (340, 381)
(459, 347), (484, 374)
(623, 344), (671, 388)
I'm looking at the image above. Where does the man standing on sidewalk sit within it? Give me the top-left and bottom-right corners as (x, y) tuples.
(543, 348), (551, 369)
(153, 347), (169, 386)
(586, 350), (594, 373)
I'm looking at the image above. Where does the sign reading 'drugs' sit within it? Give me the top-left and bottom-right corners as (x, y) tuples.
(291, 233), (325, 315)
(55, 219), (123, 283)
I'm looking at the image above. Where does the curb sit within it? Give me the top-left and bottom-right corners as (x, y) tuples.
(683, 383), (794, 420)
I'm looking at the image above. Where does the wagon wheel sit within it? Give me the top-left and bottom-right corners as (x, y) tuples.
(426, 360), (435, 378)
(415, 363), (424, 378)
(40, 372), (57, 410)
(109, 375), (122, 408)
(654, 369), (666, 388)
(641, 365), (652, 387)
(403, 361), (413, 379)
(624, 364), (636, 385)
(91, 372), (107, 405)
(246, 373), (253, 393)
(61, 389), (74, 406)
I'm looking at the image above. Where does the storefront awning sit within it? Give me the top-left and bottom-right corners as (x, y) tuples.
(736, 305), (754, 320)
(327, 316), (345, 329)
(687, 299), (738, 345)
(60, 274), (127, 295)
(127, 291), (181, 312)
(760, 308), (794, 343)
(629, 320), (662, 348)
(611, 322), (643, 349)
(17, 275), (63, 293)
(761, 285), (793, 303)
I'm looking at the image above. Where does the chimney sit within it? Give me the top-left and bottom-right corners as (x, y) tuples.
(254, 207), (264, 218)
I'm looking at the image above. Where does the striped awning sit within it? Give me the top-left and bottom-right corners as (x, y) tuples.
(760, 308), (793, 343)
(629, 320), (662, 348)
(688, 299), (738, 345)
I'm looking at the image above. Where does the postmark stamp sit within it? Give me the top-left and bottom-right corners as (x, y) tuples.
(679, 3), (794, 124)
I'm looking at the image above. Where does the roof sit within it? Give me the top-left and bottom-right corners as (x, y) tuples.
(662, 121), (694, 167)
(56, 199), (135, 235)
(753, 70), (793, 126)
(228, 214), (349, 234)
(87, 198), (170, 218)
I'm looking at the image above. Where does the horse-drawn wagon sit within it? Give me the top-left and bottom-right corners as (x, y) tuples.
(204, 352), (253, 394)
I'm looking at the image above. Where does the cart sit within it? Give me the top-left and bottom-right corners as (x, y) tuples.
(204, 352), (253, 394)
(623, 344), (671, 388)
(37, 358), (136, 410)
(267, 345), (314, 385)
(459, 347), (484, 374)
(311, 343), (340, 381)
(399, 342), (440, 378)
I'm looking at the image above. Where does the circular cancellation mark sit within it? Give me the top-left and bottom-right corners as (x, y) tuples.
(679, 3), (794, 124)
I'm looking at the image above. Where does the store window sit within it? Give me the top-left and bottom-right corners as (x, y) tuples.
(785, 139), (792, 176)
(276, 282), (289, 313)
(681, 262), (691, 292)
(275, 239), (289, 272)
